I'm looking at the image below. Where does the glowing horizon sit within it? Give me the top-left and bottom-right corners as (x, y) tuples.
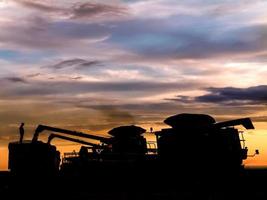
(1, 121), (267, 170)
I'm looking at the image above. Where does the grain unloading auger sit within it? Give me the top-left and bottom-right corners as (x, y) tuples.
(32, 124), (110, 144)
(47, 133), (101, 148)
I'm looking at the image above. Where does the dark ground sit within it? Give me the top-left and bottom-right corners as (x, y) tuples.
(1, 168), (267, 200)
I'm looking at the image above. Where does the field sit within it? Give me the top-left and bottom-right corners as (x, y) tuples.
(1, 168), (267, 200)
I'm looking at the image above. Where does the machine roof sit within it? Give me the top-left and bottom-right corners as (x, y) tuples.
(164, 113), (216, 128)
(108, 125), (146, 137)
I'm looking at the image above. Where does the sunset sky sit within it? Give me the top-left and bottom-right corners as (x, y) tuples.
(0, 0), (267, 169)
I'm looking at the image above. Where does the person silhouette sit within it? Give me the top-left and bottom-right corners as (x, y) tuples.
(19, 123), (24, 143)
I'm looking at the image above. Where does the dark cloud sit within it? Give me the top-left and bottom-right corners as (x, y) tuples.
(47, 58), (86, 69)
(165, 95), (193, 103)
(70, 76), (83, 80)
(0, 17), (72, 49)
(75, 102), (185, 128)
(71, 2), (127, 20)
(46, 58), (100, 70)
(69, 100), (265, 125)
(196, 85), (267, 104)
(76, 60), (101, 69)
(15, 1), (127, 20)
(168, 85), (267, 105)
(89, 105), (136, 130)
(2, 79), (202, 97)
(16, 0), (63, 13)
(26, 73), (41, 78)
(77, 103), (171, 113)
(0, 16), (109, 51)
(4, 77), (27, 83)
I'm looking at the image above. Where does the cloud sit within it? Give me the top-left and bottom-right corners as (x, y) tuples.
(26, 73), (41, 78)
(15, 1), (128, 21)
(70, 2), (128, 20)
(0, 0), (267, 143)
(2, 0), (266, 64)
(88, 105), (136, 130)
(0, 16), (111, 52)
(65, 99), (267, 125)
(251, 116), (267, 123)
(196, 85), (267, 104)
(15, 0), (64, 13)
(46, 58), (101, 70)
(165, 95), (194, 103)
(4, 77), (27, 83)
(76, 60), (101, 69)
(168, 85), (267, 105)
(70, 76), (83, 80)
(109, 18), (267, 60)
(1, 79), (203, 97)
(47, 58), (86, 69)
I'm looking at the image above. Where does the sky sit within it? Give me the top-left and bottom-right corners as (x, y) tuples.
(0, 0), (267, 169)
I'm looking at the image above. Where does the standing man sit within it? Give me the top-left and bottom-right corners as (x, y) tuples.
(19, 123), (24, 143)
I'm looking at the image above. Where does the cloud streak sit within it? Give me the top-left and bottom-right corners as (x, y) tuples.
(1, 79), (204, 97)
(167, 85), (267, 106)
(46, 58), (101, 70)
(196, 85), (267, 104)
(15, 0), (128, 21)
(71, 2), (128, 20)
(4, 77), (28, 83)
(15, 0), (64, 13)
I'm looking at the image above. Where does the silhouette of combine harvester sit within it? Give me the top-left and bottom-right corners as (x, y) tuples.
(8, 113), (258, 183)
